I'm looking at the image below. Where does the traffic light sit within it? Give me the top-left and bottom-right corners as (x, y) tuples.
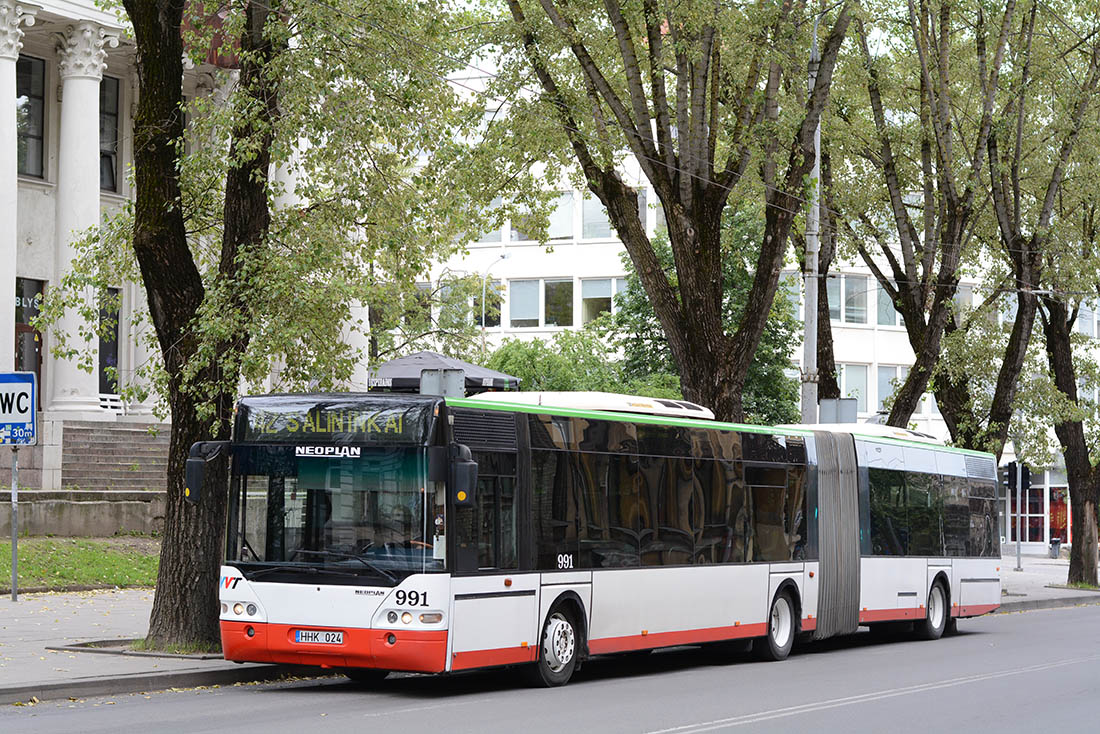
(1021, 464), (1031, 492)
(1002, 461), (1017, 493)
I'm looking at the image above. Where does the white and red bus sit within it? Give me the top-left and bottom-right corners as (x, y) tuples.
(188, 390), (1001, 687)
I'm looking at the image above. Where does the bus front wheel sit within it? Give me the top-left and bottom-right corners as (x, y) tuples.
(527, 607), (579, 687)
(754, 590), (795, 662)
(916, 581), (948, 641)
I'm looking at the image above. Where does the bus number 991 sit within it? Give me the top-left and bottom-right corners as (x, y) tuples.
(395, 590), (428, 606)
(557, 554), (574, 569)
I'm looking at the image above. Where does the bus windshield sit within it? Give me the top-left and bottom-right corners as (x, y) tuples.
(226, 445), (444, 584)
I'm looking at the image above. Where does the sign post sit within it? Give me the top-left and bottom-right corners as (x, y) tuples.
(1, 372), (38, 602)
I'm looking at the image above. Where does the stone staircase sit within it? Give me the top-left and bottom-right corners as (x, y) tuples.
(61, 421), (171, 491)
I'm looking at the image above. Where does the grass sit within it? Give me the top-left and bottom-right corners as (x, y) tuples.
(1066, 581), (1100, 591)
(0, 537), (160, 591)
(129, 638), (222, 655)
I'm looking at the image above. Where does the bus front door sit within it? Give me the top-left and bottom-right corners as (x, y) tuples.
(449, 473), (539, 671)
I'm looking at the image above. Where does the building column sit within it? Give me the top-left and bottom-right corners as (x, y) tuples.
(48, 20), (118, 413)
(0, 1), (37, 372)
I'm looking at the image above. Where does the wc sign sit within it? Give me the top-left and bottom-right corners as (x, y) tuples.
(0, 372), (36, 446)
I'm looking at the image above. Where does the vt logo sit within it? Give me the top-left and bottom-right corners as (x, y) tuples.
(222, 576), (242, 590)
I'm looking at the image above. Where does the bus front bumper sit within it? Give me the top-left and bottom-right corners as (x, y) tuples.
(220, 620), (448, 673)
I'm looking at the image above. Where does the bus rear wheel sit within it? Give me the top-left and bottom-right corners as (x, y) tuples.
(754, 590), (795, 661)
(527, 608), (579, 687)
(915, 581), (948, 641)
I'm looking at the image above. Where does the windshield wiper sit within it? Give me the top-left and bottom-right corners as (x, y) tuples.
(290, 549), (397, 583)
(244, 564), (349, 580)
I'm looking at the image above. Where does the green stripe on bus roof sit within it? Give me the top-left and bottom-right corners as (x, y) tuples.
(445, 396), (995, 459)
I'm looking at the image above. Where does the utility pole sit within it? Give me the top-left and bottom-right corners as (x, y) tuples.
(801, 13), (824, 425)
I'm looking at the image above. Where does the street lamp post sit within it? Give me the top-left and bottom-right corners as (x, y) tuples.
(481, 252), (508, 357)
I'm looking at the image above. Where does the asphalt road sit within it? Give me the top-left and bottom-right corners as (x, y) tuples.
(4, 605), (1098, 734)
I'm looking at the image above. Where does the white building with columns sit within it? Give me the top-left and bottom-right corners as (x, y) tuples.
(0, 1), (166, 490)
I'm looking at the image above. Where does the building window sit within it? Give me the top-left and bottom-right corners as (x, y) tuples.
(843, 275), (868, 324)
(582, 278), (628, 325)
(544, 279), (573, 327)
(839, 363), (868, 413)
(16, 56), (46, 178)
(100, 76), (120, 191)
(475, 280), (502, 328)
(1009, 477), (1045, 543)
(509, 279), (539, 327)
(1077, 301), (1096, 337)
(508, 278), (576, 328)
(779, 271), (802, 320)
(877, 282), (903, 326)
(877, 365), (907, 412)
(476, 197), (503, 244)
(582, 195), (613, 239)
(512, 192), (573, 242)
(99, 287), (121, 394)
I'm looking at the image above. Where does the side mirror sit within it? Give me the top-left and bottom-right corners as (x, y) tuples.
(184, 440), (230, 505)
(450, 443), (478, 507)
(453, 461), (478, 506)
(185, 457), (206, 504)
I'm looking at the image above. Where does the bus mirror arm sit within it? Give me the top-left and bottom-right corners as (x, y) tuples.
(428, 445), (447, 483)
(184, 441), (230, 506)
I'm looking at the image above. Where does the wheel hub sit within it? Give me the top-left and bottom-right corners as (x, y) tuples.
(543, 613), (575, 673)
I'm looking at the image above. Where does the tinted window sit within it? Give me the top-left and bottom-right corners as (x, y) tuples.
(968, 478), (999, 557)
(906, 472), (943, 556)
(743, 433), (788, 463)
(747, 465), (789, 562)
(942, 475), (970, 557)
(606, 453), (643, 567)
(641, 456), (694, 565)
(869, 467), (907, 555)
(532, 450), (576, 568)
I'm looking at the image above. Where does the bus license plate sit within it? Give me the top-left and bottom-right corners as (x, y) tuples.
(295, 629), (343, 644)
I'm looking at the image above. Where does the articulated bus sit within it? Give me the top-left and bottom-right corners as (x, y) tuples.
(188, 390), (1001, 687)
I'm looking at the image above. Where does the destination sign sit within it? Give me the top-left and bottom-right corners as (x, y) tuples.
(235, 395), (436, 445)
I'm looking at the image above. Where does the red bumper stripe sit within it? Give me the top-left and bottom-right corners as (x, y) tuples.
(220, 621), (447, 673)
(588, 623), (768, 655)
(452, 646), (537, 670)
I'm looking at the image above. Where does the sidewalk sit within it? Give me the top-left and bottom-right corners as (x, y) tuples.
(0, 588), (323, 705)
(997, 552), (1100, 612)
(1, 555), (1098, 706)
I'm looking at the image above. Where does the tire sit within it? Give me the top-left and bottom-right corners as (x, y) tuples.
(754, 591), (796, 661)
(527, 607), (580, 687)
(915, 581), (948, 641)
(343, 668), (389, 685)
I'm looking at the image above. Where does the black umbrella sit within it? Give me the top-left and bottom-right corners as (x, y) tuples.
(368, 351), (520, 394)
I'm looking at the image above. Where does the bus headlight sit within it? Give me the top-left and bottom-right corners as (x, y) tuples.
(419, 613), (442, 624)
(401, 612), (413, 624)
(233, 603), (244, 615)
(246, 603), (257, 616)
(387, 611), (398, 624)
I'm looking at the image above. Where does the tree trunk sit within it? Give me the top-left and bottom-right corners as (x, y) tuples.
(1039, 297), (1099, 586)
(131, 0), (283, 646)
(122, 0), (229, 647)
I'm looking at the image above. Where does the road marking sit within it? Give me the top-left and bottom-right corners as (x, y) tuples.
(645, 654), (1100, 733)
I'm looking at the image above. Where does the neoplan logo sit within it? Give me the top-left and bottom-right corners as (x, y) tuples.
(295, 446), (362, 458)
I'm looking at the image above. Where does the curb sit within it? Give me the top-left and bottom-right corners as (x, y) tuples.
(0, 664), (332, 706)
(995, 596), (1100, 613)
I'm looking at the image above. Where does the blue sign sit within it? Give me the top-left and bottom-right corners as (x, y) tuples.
(0, 372), (36, 446)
